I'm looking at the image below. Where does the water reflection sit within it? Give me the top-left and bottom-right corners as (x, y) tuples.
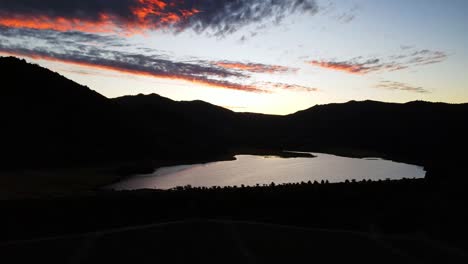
(110, 153), (425, 190)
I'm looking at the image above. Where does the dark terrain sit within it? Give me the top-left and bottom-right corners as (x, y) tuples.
(1, 57), (467, 263)
(1, 179), (467, 263)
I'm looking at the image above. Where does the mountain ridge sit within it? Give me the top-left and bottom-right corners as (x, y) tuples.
(3, 55), (467, 115)
(1, 56), (467, 182)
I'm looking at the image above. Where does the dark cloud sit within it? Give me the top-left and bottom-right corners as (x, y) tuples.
(335, 13), (355, 23)
(0, 0), (318, 36)
(375, 81), (429, 94)
(0, 0), (134, 19)
(0, 26), (125, 47)
(400, 45), (414, 50)
(308, 49), (448, 74)
(182, 0), (319, 37)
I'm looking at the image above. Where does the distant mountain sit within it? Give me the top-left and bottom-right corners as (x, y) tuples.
(283, 100), (468, 179)
(285, 100), (468, 158)
(112, 93), (236, 138)
(1, 57), (467, 181)
(112, 93), (238, 159)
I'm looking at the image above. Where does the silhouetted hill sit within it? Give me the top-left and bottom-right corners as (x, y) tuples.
(112, 94), (237, 159)
(112, 94), (236, 131)
(1, 57), (132, 167)
(0, 57), (237, 168)
(1, 57), (467, 182)
(285, 100), (468, 154)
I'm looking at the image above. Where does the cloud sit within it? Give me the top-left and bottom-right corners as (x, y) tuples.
(400, 45), (413, 50)
(375, 81), (429, 94)
(308, 49), (448, 74)
(214, 61), (295, 74)
(335, 13), (355, 23)
(0, 0), (200, 34)
(309, 59), (378, 74)
(0, 26), (127, 48)
(0, 0), (318, 36)
(0, 47), (265, 93)
(258, 82), (318, 92)
(0, 26), (312, 94)
(0, 27), (268, 92)
(321, 1), (359, 24)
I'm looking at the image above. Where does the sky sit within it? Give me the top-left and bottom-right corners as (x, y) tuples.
(1, 0), (467, 114)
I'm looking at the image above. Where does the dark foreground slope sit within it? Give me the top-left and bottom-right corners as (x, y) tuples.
(1, 179), (467, 263)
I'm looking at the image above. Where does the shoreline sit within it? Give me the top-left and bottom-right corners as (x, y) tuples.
(0, 149), (427, 200)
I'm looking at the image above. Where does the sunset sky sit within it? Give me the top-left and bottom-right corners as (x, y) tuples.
(1, 0), (467, 114)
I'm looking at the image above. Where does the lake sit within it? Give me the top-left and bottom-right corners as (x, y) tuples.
(109, 152), (426, 190)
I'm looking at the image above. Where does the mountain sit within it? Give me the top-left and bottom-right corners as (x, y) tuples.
(1, 57), (128, 167)
(284, 100), (468, 163)
(112, 93), (238, 160)
(112, 94), (236, 143)
(0, 57), (240, 167)
(1, 57), (467, 181)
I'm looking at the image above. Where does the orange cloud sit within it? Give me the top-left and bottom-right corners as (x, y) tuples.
(0, 0), (319, 36)
(309, 50), (448, 75)
(0, 14), (117, 34)
(0, 0), (199, 35)
(309, 61), (369, 74)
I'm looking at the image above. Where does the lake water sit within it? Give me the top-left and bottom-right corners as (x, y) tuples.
(109, 153), (426, 190)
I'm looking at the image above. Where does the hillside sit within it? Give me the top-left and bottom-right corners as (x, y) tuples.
(1, 57), (130, 167)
